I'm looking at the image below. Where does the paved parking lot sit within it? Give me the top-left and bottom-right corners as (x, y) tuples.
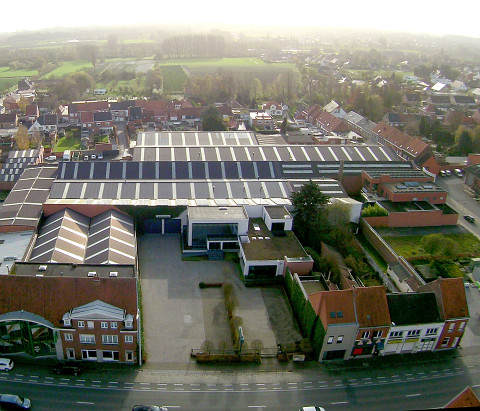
(138, 234), (301, 367)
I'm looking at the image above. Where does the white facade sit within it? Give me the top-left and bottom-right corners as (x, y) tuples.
(382, 323), (443, 355)
(320, 323), (358, 361)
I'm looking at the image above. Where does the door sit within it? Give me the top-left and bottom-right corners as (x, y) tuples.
(66, 348), (75, 360)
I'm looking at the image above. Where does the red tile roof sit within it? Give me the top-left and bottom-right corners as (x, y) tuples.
(25, 104), (39, 117)
(70, 101), (110, 113)
(353, 286), (391, 327)
(316, 112), (349, 133)
(0, 276), (137, 328)
(444, 386), (480, 408)
(418, 277), (469, 320)
(310, 289), (356, 327)
(80, 111), (94, 123)
(375, 122), (429, 158)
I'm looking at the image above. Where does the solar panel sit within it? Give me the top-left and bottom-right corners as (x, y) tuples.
(175, 162), (189, 179)
(93, 161), (107, 179)
(240, 162), (255, 179)
(109, 162), (123, 179)
(126, 162), (140, 179)
(142, 162), (156, 179)
(208, 162), (222, 179)
(191, 162), (206, 179)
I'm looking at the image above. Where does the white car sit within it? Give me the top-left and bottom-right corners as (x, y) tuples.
(300, 407), (325, 411)
(0, 358), (14, 371)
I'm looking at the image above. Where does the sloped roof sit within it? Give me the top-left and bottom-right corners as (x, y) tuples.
(37, 114), (57, 126)
(387, 292), (441, 325)
(93, 111), (113, 122)
(418, 278), (469, 320)
(0, 276), (137, 328)
(444, 386), (480, 408)
(68, 299), (125, 320)
(25, 103), (39, 116)
(323, 100), (340, 113)
(310, 289), (356, 327)
(70, 101), (110, 113)
(353, 286), (391, 327)
(375, 122), (429, 158)
(316, 112), (348, 133)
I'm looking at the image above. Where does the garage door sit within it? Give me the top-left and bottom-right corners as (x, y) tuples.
(141, 219), (163, 234)
(141, 218), (181, 234)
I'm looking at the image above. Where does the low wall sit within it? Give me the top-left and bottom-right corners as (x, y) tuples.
(360, 219), (397, 263)
(284, 259), (314, 276)
(365, 211), (458, 228)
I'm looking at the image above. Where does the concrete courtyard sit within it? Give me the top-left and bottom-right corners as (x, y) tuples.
(138, 234), (301, 367)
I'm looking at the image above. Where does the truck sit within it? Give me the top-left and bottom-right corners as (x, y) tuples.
(63, 150), (71, 161)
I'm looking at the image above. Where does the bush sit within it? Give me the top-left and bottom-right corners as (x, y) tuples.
(361, 203), (388, 217)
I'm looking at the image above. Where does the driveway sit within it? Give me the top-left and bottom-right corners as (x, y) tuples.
(137, 234), (298, 366)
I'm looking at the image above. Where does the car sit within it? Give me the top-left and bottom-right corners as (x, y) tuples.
(464, 215), (476, 224)
(0, 358), (14, 371)
(299, 407), (326, 411)
(132, 406), (168, 411)
(439, 170), (446, 177)
(53, 362), (82, 376)
(98, 153), (104, 160)
(90, 154), (97, 160)
(0, 394), (31, 410)
(45, 155), (57, 162)
(83, 155), (89, 161)
(454, 168), (463, 177)
(445, 169), (452, 176)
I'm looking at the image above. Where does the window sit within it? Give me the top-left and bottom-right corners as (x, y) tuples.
(426, 328), (438, 335)
(361, 331), (370, 339)
(373, 330), (382, 339)
(63, 318), (71, 327)
(66, 348), (75, 360)
(64, 333), (73, 341)
(101, 322), (108, 329)
(102, 351), (119, 362)
(330, 312), (336, 318)
(390, 331), (403, 338)
(448, 323), (455, 333)
(327, 336), (334, 344)
(407, 330), (420, 337)
(337, 312), (343, 318)
(453, 337), (460, 348)
(125, 335), (134, 344)
(337, 335), (344, 343)
(80, 334), (95, 344)
(125, 351), (134, 362)
(111, 322), (118, 329)
(125, 320), (133, 329)
(441, 337), (450, 347)
(102, 335), (119, 345)
(87, 321), (94, 329)
(77, 321), (85, 328)
(459, 322), (466, 332)
(82, 350), (97, 360)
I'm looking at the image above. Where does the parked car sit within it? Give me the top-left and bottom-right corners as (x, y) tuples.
(90, 154), (97, 160)
(445, 169), (452, 176)
(45, 155), (57, 162)
(454, 168), (463, 177)
(0, 394), (31, 410)
(0, 358), (14, 371)
(53, 362), (82, 376)
(299, 407), (326, 411)
(98, 153), (104, 160)
(132, 406), (168, 411)
(83, 155), (89, 161)
(440, 170), (446, 177)
(464, 215), (476, 224)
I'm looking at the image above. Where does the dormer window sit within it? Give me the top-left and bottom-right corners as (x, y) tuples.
(125, 320), (133, 329)
(63, 318), (71, 327)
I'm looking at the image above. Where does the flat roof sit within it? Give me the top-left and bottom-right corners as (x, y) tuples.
(0, 230), (35, 275)
(264, 205), (291, 220)
(188, 206), (247, 221)
(241, 218), (307, 261)
(13, 262), (135, 278)
(384, 181), (446, 194)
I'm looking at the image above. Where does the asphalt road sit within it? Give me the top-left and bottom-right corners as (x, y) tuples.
(2, 354), (480, 410)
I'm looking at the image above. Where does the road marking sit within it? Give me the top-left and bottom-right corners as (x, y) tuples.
(92, 380), (101, 383)
(405, 373), (412, 376)
(406, 394), (421, 397)
(362, 377), (372, 380)
(304, 381), (312, 384)
(331, 401), (348, 405)
(77, 401), (95, 405)
(472, 384), (480, 388)
(392, 375), (399, 378)
(377, 376), (386, 379)
(15, 374), (24, 377)
(78, 379), (86, 382)
(174, 383), (183, 386)
(256, 383), (265, 386)
(192, 388), (200, 391)
(140, 382), (150, 385)
(191, 383), (200, 386)
(248, 406), (266, 408)
(108, 381), (118, 384)
(157, 383), (167, 386)
(288, 382), (297, 385)
(240, 383), (249, 386)
(30, 375), (39, 378)
(76, 383), (85, 386)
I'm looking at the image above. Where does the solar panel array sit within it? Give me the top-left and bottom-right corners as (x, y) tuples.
(136, 131), (258, 147)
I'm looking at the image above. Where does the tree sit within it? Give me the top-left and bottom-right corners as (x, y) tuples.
(291, 180), (330, 243)
(201, 105), (226, 131)
(15, 125), (30, 149)
(421, 234), (444, 255)
(457, 129), (473, 155)
(280, 118), (287, 135)
(328, 202), (350, 227)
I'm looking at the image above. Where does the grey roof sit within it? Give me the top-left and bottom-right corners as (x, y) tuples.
(0, 230), (35, 275)
(8, 149), (40, 159)
(264, 205), (291, 220)
(28, 208), (135, 265)
(0, 165), (57, 229)
(37, 114), (58, 126)
(67, 300), (125, 321)
(0, 310), (54, 329)
(136, 131), (258, 147)
(188, 206), (248, 221)
(132, 144), (399, 163)
(465, 164), (480, 178)
(110, 100), (135, 111)
(93, 111), (113, 122)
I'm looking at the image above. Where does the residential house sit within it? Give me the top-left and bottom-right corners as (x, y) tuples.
(450, 95), (477, 108)
(450, 80), (468, 93)
(315, 112), (349, 134)
(110, 100), (135, 122)
(128, 106), (143, 131)
(262, 101), (287, 118)
(0, 113), (18, 129)
(93, 111), (114, 135)
(322, 100), (346, 119)
(383, 112), (405, 128)
(343, 111), (378, 140)
(464, 164), (480, 194)
(69, 101), (110, 125)
(249, 112), (275, 130)
(382, 292), (443, 355)
(403, 93), (422, 106)
(426, 95), (451, 108)
(418, 104), (446, 121)
(178, 107), (202, 128)
(25, 104), (39, 122)
(431, 82), (448, 92)
(56, 105), (69, 123)
(418, 278), (469, 351)
(29, 113), (58, 135)
(350, 286), (391, 359)
(17, 78), (34, 91)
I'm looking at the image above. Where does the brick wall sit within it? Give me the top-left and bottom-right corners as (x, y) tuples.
(365, 211), (458, 228)
(360, 219), (397, 263)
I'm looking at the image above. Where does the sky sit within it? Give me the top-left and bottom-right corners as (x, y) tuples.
(1, 0), (480, 39)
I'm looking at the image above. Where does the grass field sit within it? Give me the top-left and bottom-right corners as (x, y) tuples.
(42, 59), (94, 79)
(0, 78), (20, 93)
(383, 233), (480, 260)
(54, 136), (82, 151)
(0, 67), (39, 77)
(158, 65), (188, 93)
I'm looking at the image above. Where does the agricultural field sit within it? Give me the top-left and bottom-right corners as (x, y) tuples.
(42, 59), (94, 79)
(0, 78), (19, 93)
(0, 67), (39, 77)
(158, 65), (188, 93)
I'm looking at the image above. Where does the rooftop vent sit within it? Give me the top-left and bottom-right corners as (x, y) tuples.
(87, 271), (97, 277)
(218, 207), (228, 211)
(109, 271), (118, 277)
(38, 265), (47, 271)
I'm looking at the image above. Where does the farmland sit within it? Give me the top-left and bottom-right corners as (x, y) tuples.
(0, 67), (39, 77)
(42, 59), (94, 79)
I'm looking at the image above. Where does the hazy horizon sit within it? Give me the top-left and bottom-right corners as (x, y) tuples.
(1, 0), (480, 40)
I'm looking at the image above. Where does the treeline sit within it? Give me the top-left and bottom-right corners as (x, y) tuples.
(162, 34), (225, 59)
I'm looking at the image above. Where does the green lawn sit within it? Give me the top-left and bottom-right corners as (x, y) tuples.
(0, 190), (10, 201)
(54, 136), (82, 151)
(42, 59), (94, 79)
(0, 67), (39, 77)
(383, 233), (480, 260)
(0, 77), (20, 93)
